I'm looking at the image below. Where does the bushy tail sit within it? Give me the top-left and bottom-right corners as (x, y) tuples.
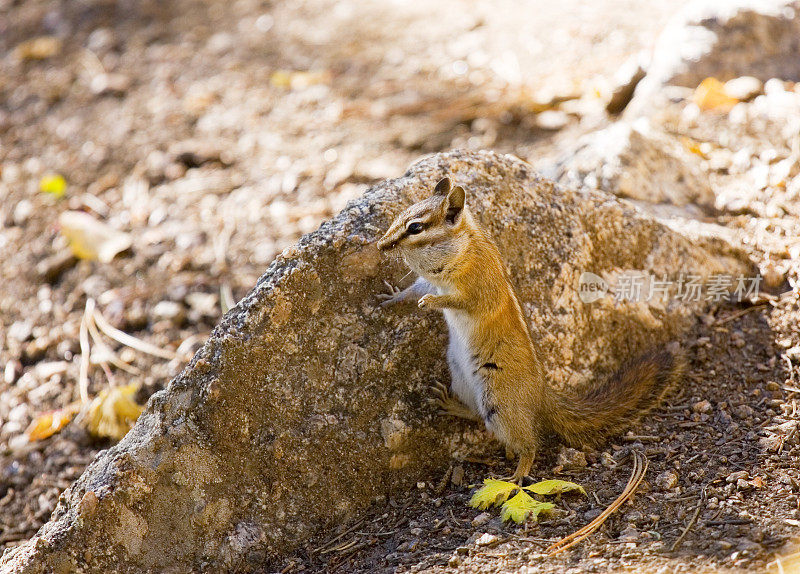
(546, 345), (685, 448)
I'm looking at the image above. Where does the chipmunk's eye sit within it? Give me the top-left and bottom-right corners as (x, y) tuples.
(407, 222), (424, 235)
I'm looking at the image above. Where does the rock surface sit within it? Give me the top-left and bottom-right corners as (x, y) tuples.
(547, 119), (715, 209)
(1, 150), (752, 573)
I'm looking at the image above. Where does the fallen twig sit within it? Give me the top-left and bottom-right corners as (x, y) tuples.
(546, 450), (648, 556)
(622, 435), (661, 442)
(715, 302), (768, 325)
(313, 517), (366, 554)
(435, 464), (454, 495)
(670, 488), (706, 551)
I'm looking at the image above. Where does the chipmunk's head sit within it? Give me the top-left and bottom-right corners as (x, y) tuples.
(376, 177), (468, 276)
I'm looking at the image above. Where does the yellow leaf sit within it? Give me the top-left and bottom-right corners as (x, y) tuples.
(25, 406), (78, 441)
(524, 479), (586, 496)
(40, 174), (67, 198)
(270, 70), (292, 88)
(59, 211), (132, 262)
(85, 384), (143, 441)
(14, 36), (62, 60)
(469, 479), (519, 510)
(692, 77), (739, 112)
(681, 137), (709, 159)
(270, 69), (331, 90)
(500, 491), (555, 524)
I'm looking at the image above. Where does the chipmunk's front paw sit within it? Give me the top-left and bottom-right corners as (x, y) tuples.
(376, 281), (403, 308)
(428, 381), (481, 421)
(428, 380), (451, 407)
(417, 294), (434, 308)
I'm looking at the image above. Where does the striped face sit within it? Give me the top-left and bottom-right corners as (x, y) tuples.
(376, 177), (465, 254)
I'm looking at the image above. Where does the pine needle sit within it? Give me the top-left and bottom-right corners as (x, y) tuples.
(85, 306), (140, 375)
(92, 303), (176, 359)
(78, 301), (92, 404)
(546, 450), (648, 556)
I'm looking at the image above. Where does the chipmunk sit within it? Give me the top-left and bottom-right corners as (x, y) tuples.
(376, 176), (684, 482)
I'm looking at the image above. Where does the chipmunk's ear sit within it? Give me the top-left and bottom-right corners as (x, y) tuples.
(445, 186), (465, 224)
(433, 177), (451, 196)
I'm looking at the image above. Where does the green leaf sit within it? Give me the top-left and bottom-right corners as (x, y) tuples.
(469, 479), (519, 510)
(524, 479), (586, 496)
(40, 174), (67, 198)
(500, 491), (555, 524)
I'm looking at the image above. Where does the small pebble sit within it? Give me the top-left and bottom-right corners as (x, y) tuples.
(476, 533), (499, 547)
(656, 470), (679, 490)
(4, 360), (22, 384)
(13, 200), (33, 226)
(535, 110), (569, 131)
(618, 525), (639, 541)
(152, 301), (186, 325)
(8, 320), (33, 342)
(584, 508), (602, 521)
(724, 76), (763, 101)
(471, 512), (491, 527)
(557, 446), (587, 469)
(693, 400), (713, 414)
(727, 471), (749, 483)
(624, 509), (644, 522)
(600, 451), (616, 468)
(90, 73), (131, 96)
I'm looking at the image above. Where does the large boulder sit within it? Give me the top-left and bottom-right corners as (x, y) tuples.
(1, 150), (752, 573)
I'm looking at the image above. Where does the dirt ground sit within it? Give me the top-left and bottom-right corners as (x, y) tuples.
(2, 0), (800, 572)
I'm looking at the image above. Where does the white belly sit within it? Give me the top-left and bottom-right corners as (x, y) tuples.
(443, 309), (485, 415)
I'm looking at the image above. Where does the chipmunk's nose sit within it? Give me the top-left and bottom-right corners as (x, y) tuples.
(376, 228), (399, 251)
(376, 236), (393, 251)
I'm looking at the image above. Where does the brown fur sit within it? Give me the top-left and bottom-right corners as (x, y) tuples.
(377, 177), (684, 481)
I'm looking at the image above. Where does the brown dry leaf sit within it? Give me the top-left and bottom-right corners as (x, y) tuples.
(84, 384), (143, 441)
(59, 211), (132, 263)
(25, 405), (79, 441)
(14, 36), (62, 60)
(693, 77), (739, 112)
